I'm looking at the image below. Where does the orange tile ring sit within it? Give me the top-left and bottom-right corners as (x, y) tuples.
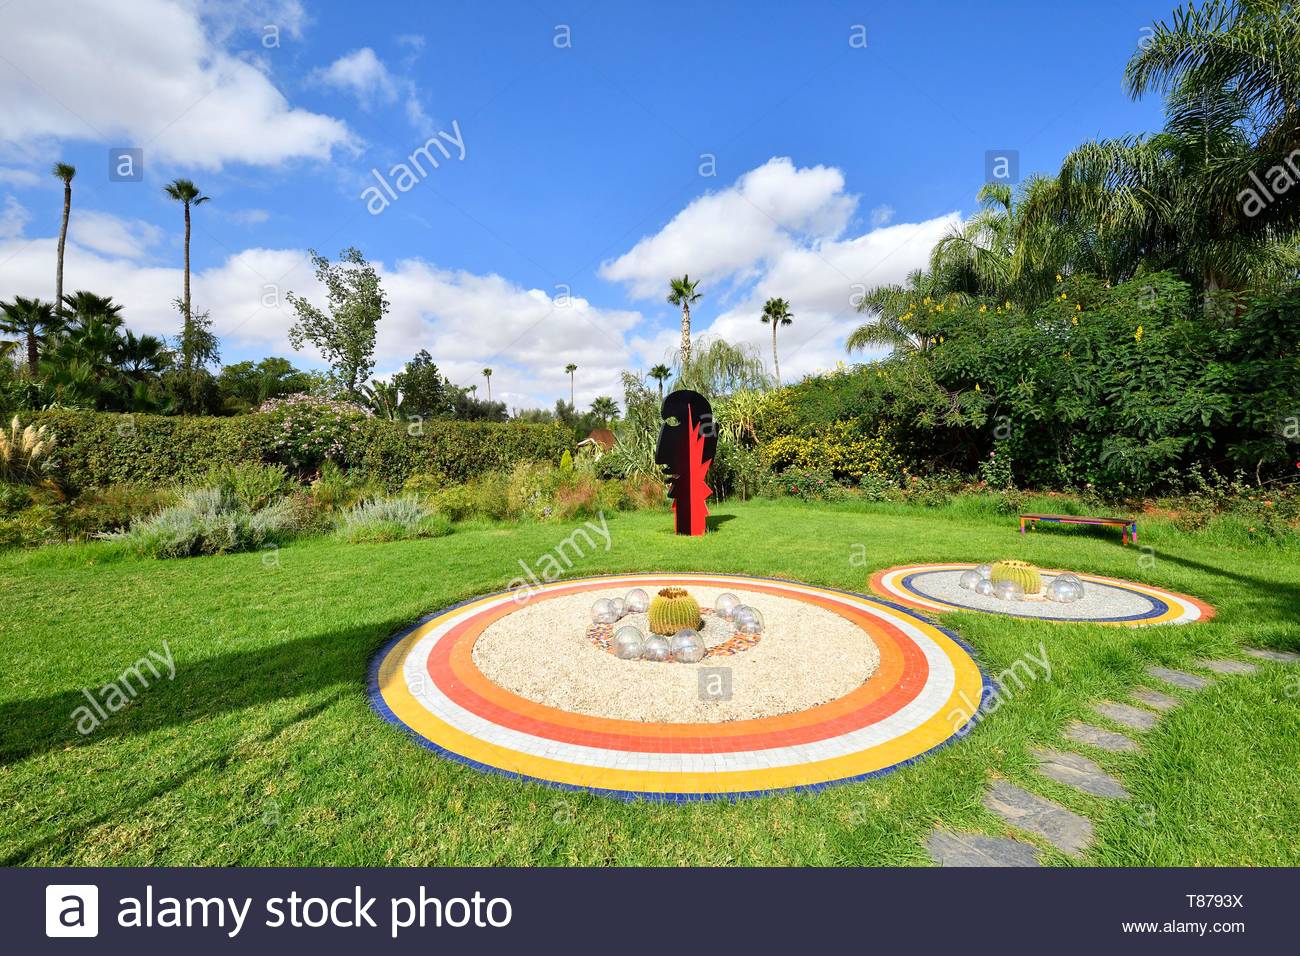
(369, 573), (990, 801)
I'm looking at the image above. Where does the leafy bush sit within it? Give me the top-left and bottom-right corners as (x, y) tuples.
(771, 466), (843, 501)
(761, 420), (899, 483)
(31, 409), (567, 492)
(254, 394), (372, 471)
(201, 461), (293, 510)
(858, 472), (899, 502)
(336, 495), (452, 543)
(104, 486), (296, 558)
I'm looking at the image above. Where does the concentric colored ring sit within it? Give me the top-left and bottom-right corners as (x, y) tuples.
(869, 564), (1214, 625)
(368, 573), (990, 801)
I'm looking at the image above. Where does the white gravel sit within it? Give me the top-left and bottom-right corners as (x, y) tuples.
(908, 569), (1156, 620)
(471, 585), (881, 723)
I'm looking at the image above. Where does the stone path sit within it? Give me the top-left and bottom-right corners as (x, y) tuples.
(1093, 700), (1160, 731)
(1064, 720), (1139, 753)
(927, 647), (1298, 866)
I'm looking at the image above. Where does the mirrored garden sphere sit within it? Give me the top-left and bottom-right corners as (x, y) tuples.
(993, 579), (1025, 601)
(731, 605), (755, 626)
(975, 563), (993, 579)
(733, 606), (764, 633)
(1055, 573), (1084, 591)
(669, 628), (706, 663)
(975, 578), (996, 597)
(611, 598), (626, 618)
(591, 598), (618, 624)
(1046, 576), (1084, 604)
(959, 569), (983, 591)
(714, 592), (741, 619)
(642, 635), (671, 662)
(624, 588), (650, 614)
(613, 625), (646, 660)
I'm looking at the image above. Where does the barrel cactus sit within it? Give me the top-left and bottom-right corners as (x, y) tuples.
(990, 560), (1042, 595)
(648, 587), (702, 635)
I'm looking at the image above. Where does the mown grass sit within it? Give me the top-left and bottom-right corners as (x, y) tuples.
(1, 497), (1296, 866)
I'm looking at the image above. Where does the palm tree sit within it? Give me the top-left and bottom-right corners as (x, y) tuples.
(760, 297), (794, 385)
(51, 163), (75, 316)
(61, 291), (123, 330)
(163, 178), (210, 340)
(0, 296), (61, 370)
(846, 271), (943, 357)
(564, 363), (577, 405)
(666, 275), (702, 365)
(482, 367), (493, 402)
(115, 330), (171, 379)
(590, 395), (618, 425)
(649, 363), (672, 402)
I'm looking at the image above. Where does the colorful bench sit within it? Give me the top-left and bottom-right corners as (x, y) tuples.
(1019, 513), (1138, 545)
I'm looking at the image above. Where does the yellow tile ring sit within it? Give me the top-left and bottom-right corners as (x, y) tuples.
(368, 573), (990, 801)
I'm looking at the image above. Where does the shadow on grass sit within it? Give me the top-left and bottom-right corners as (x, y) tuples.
(705, 513), (737, 532)
(0, 618), (409, 768)
(1154, 551), (1300, 646)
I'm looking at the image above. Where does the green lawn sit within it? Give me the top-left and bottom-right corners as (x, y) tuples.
(2, 498), (1297, 866)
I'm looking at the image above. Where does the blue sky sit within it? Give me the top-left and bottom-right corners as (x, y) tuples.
(0, 0), (1175, 408)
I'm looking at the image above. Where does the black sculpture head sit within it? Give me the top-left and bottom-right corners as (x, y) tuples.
(655, 389), (715, 535)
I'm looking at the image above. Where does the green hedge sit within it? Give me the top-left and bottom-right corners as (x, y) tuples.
(32, 410), (569, 491)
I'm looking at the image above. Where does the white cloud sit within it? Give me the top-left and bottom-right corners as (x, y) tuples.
(0, 196), (29, 239)
(0, 0), (352, 169)
(0, 168), (40, 188)
(870, 204), (895, 227)
(68, 210), (164, 259)
(226, 208), (271, 225)
(311, 48), (398, 108)
(312, 46), (435, 134)
(599, 157), (857, 298)
(0, 226), (643, 409)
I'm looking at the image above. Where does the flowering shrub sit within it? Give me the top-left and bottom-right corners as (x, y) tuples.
(772, 465), (842, 501)
(761, 420), (899, 482)
(978, 445), (1014, 490)
(255, 394), (371, 471)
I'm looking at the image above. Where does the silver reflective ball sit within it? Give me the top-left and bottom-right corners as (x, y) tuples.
(642, 635), (671, 662)
(975, 563), (993, 579)
(975, 578), (996, 597)
(611, 598), (626, 618)
(591, 598), (617, 624)
(670, 628), (706, 663)
(613, 625), (645, 660)
(959, 569), (983, 591)
(714, 592), (741, 619)
(624, 588), (650, 613)
(993, 579), (1025, 601)
(1047, 576), (1084, 604)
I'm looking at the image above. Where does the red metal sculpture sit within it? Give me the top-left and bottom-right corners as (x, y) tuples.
(655, 389), (716, 536)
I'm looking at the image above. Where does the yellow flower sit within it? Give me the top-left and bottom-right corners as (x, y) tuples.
(979, 304), (987, 314)
(974, 383), (981, 392)
(1056, 274), (1063, 283)
(922, 296), (931, 305)
(1004, 300), (1012, 309)
(1075, 303), (1082, 311)
(1135, 325), (1144, 343)
(1058, 292), (1067, 301)
(1071, 315), (1079, 326)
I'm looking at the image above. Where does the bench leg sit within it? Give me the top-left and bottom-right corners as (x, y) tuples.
(1019, 518), (1025, 535)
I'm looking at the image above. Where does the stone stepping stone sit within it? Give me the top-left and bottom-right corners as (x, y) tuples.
(1196, 658), (1259, 675)
(1065, 720), (1140, 753)
(1132, 687), (1180, 711)
(983, 780), (1093, 856)
(1145, 666), (1211, 690)
(1245, 647), (1300, 664)
(1094, 701), (1160, 731)
(925, 829), (1041, 867)
(1032, 748), (1130, 798)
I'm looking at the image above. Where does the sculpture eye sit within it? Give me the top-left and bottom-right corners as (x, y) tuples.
(663, 415), (680, 427)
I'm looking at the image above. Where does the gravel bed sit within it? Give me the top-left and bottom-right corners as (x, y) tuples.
(472, 585), (881, 723)
(909, 569), (1156, 620)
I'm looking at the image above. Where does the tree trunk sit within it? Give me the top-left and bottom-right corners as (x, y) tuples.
(183, 202), (192, 368)
(771, 321), (780, 386)
(680, 303), (691, 365)
(657, 380), (663, 403)
(26, 330), (38, 371)
(55, 181), (71, 327)
(486, 378), (491, 402)
(569, 373), (574, 406)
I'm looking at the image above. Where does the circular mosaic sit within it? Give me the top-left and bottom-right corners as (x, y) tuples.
(368, 573), (990, 801)
(870, 564), (1214, 626)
